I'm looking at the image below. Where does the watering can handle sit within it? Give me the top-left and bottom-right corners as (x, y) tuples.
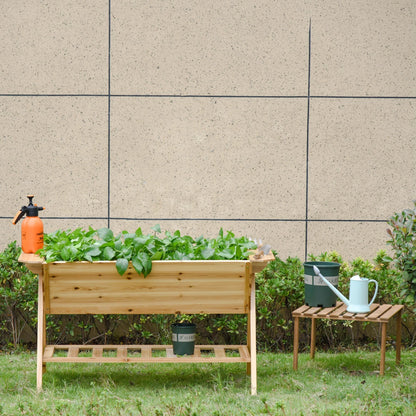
(368, 279), (378, 306)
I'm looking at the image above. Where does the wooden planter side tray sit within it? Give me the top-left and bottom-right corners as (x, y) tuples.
(19, 252), (274, 396)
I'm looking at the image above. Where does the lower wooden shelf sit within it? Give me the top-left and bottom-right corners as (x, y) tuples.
(43, 344), (251, 364)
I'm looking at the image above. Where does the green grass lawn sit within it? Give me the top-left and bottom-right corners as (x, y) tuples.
(1, 350), (415, 415)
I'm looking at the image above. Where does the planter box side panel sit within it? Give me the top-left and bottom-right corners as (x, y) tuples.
(45, 261), (249, 315)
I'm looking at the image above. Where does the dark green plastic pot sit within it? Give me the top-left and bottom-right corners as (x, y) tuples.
(303, 261), (341, 307)
(171, 322), (196, 356)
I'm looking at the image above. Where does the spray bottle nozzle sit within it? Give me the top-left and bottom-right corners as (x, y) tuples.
(12, 195), (45, 224)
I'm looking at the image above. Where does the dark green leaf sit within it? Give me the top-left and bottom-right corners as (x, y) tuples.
(201, 247), (215, 259)
(151, 224), (161, 233)
(218, 249), (235, 259)
(151, 251), (163, 261)
(103, 247), (115, 260)
(116, 258), (129, 276)
(136, 252), (152, 277)
(97, 227), (114, 242)
(114, 239), (123, 251)
(132, 257), (144, 275)
(86, 247), (101, 257)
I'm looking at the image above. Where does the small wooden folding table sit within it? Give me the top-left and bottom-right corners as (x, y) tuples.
(292, 302), (404, 375)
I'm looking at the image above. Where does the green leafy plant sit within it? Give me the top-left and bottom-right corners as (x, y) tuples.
(38, 226), (257, 277)
(2, 239), (413, 349)
(386, 201), (416, 308)
(0, 241), (37, 347)
(256, 252), (305, 350)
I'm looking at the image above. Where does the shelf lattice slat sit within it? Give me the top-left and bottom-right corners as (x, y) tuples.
(43, 344), (251, 364)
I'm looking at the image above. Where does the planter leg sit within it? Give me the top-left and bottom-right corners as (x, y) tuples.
(249, 273), (257, 395)
(37, 272), (45, 392)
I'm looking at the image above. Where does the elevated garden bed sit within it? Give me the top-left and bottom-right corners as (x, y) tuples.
(20, 252), (274, 395)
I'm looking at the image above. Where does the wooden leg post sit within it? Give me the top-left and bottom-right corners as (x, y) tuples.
(36, 274), (45, 392)
(246, 313), (251, 376)
(396, 310), (402, 366)
(249, 275), (257, 395)
(246, 308), (251, 376)
(380, 322), (387, 376)
(293, 316), (299, 370)
(310, 317), (316, 359)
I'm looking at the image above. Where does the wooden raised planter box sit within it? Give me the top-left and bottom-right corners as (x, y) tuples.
(19, 252), (274, 395)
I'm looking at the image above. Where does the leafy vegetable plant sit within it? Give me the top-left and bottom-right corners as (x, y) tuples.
(37, 225), (257, 277)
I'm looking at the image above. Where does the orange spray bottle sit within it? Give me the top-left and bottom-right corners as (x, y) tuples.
(12, 195), (45, 253)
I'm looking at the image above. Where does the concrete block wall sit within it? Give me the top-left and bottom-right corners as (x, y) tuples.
(1, 1), (415, 260)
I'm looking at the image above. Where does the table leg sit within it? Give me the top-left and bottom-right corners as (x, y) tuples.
(293, 316), (299, 370)
(380, 322), (387, 376)
(396, 310), (402, 366)
(310, 317), (316, 359)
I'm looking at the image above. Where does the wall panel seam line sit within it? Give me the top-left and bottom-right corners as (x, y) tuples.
(0, 216), (388, 223)
(311, 96), (416, 100)
(107, 0), (111, 229)
(0, 94), (414, 100)
(305, 19), (312, 260)
(111, 95), (308, 99)
(0, 94), (108, 97)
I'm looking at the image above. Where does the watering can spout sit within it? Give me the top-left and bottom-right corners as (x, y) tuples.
(312, 265), (350, 306)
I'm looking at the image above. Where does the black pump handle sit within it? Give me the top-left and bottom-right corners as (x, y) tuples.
(12, 208), (26, 225)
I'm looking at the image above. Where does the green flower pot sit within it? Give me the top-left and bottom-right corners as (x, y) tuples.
(171, 322), (196, 356)
(303, 261), (341, 307)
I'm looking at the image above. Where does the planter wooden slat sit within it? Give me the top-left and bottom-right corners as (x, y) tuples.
(214, 346), (226, 358)
(45, 260), (249, 315)
(43, 346), (54, 359)
(67, 346), (79, 358)
(93, 347), (103, 358)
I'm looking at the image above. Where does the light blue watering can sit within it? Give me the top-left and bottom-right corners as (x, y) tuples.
(313, 265), (378, 313)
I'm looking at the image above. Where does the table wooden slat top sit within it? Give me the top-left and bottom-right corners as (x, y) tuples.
(292, 302), (404, 323)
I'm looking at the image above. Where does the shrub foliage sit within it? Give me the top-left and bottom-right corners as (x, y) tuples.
(0, 241), (414, 351)
(386, 201), (416, 308)
(0, 242), (37, 347)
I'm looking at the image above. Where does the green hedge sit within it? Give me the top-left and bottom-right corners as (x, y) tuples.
(1, 242), (414, 351)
